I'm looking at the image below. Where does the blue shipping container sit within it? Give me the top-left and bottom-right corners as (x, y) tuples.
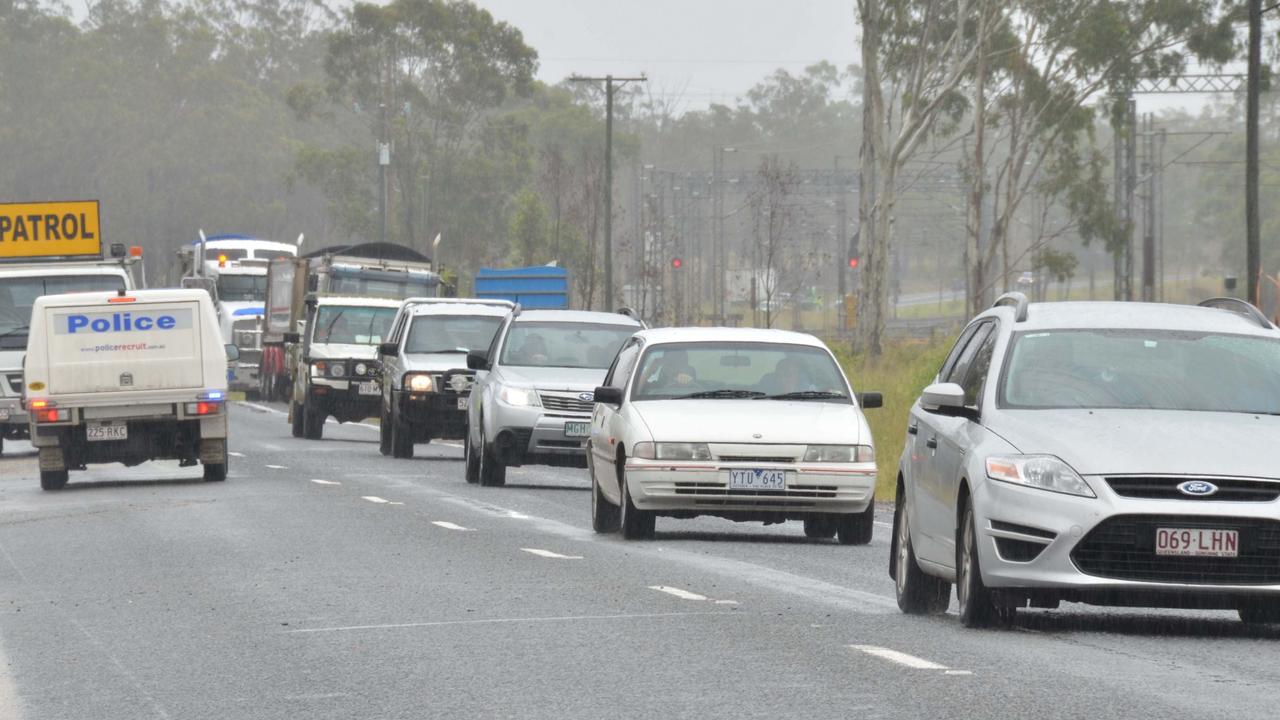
(474, 266), (569, 309)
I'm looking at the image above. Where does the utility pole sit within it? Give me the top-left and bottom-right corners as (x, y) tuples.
(835, 155), (848, 330)
(1246, 0), (1262, 305)
(570, 74), (646, 310)
(713, 145), (737, 323)
(378, 101), (389, 245)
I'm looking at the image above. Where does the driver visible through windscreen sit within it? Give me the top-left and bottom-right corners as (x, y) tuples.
(630, 342), (851, 401)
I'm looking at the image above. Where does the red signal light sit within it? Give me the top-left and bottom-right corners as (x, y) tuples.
(671, 257), (683, 269)
(848, 257), (860, 269)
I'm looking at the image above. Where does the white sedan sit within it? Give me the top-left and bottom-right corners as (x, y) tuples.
(587, 327), (881, 542)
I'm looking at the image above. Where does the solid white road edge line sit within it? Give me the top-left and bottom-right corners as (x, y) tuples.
(284, 611), (740, 634)
(649, 586), (709, 601)
(850, 645), (951, 670)
(431, 521), (474, 531)
(521, 548), (584, 559)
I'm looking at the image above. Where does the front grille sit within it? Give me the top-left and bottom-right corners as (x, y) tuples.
(717, 456), (796, 464)
(238, 349), (263, 365)
(672, 482), (838, 508)
(1071, 514), (1280, 585)
(539, 393), (593, 414)
(4, 373), (20, 394)
(1106, 476), (1280, 502)
(538, 439), (582, 449)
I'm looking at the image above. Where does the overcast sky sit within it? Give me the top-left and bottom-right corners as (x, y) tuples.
(472, 0), (861, 110)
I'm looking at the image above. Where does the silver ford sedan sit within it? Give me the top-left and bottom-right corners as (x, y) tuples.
(892, 294), (1280, 627)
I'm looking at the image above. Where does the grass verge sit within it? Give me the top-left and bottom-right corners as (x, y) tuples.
(832, 336), (955, 500)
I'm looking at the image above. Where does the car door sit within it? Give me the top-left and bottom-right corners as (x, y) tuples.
(929, 322), (999, 567)
(912, 321), (993, 565)
(381, 309), (410, 410)
(591, 338), (642, 502)
(469, 316), (509, 447)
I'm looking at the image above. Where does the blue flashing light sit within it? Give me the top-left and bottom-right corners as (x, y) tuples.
(232, 307), (264, 317)
(201, 391), (225, 401)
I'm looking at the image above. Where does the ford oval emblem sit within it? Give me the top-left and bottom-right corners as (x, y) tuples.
(1177, 480), (1219, 497)
(578, 392), (594, 402)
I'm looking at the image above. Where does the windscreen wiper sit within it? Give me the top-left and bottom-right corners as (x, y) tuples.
(676, 389), (766, 399)
(757, 390), (849, 401)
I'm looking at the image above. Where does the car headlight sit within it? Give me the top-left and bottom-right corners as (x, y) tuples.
(354, 362), (368, 376)
(985, 455), (1095, 498)
(405, 373), (435, 392)
(499, 386), (540, 406)
(632, 442), (711, 461)
(329, 362), (346, 378)
(804, 444), (874, 463)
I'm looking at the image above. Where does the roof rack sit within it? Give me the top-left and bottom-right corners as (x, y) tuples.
(400, 297), (514, 310)
(992, 291), (1029, 322)
(1197, 297), (1275, 329)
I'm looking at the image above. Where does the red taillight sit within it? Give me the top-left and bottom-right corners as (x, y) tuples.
(35, 408), (68, 423)
(185, 401), (222, 416)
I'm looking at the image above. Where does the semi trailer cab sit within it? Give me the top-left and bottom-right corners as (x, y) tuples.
(22, 288), (233, 490)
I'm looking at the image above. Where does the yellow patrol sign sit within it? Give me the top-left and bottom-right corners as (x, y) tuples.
(0, 200), (101, 259)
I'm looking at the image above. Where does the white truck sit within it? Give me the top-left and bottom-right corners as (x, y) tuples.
(289, 295), (401, 440)
(22, 288), (233, 490)
(1, 200), (143, 455)
(177, 235), (299, 396)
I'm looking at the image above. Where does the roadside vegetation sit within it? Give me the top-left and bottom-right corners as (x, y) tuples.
(834, 336), (954, 500)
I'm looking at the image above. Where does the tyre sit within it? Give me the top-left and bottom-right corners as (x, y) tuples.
(203, 462), (227, 482)
(835, 502), (875, 545)
(477, 424), (506, 487)
(463, 430), (480, 484)
(391, 412), (414, 459)
(302, 400), (325, 440)
(290, 402), (304, 438)
(378, 405), (392, 456)
(40, 469), (68, 491)
(590, 453), (620, 533)
(957, 501), (1012, 628)
(893, 490), (951, 614)
(803, 517), (837, 539)
(1237, 600), (1280, 624)
(618, 464), (655, 540)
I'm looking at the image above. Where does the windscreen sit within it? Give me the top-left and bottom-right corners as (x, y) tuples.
(328, 275), (436, 299)
(0, 274), (127, 349)
(1001, 329), (1280, 413)
(500, 321), (635, 369)
(253, 250), (295, 261)
(630, 342), (850, 401)
(406, 315), (503, 354)
(312, 306), (397, 345)
(216, 274), (267, 302)
(206, 248), (248, 261)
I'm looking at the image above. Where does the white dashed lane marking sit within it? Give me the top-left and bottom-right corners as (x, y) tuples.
(431, 521), (474, 531)
(521, 548), (583, 559)
(851, 645), (964, 673)
(310, 479), (340, 486)
(228, 451), (246, 458)
(362, 496), (403, 505)
(265, 464), (287, 470)
(649, 586), (708, 601)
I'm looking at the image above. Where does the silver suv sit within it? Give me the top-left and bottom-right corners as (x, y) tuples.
(464, 308), (642, 486)
(892, 294), (1280, 627)
(376, 298), (512, 458)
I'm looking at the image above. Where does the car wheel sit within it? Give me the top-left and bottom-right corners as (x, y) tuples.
(803, 517), (836, 539)
(590, 454), (620, 533)
(391, 409), (414, 459)
(39, 469), (68, 491)
(957, 501), (1012, 628)
(1237, 600), (1280, 624)
(203, 462), (227, 482)
(893, 491), (951, 614)
(618, 463), (655, 540)
(477, 423), (506, 487)
(290, 402), (304, 438)
(302, 400), (324, 440)
(379, 405), (392, 456)
(835, 502), (875, 545)
(464, 430), (480, 484)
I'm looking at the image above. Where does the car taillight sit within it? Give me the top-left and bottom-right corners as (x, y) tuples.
(33, 404), (69, 423)
(185, 401), (222, 416)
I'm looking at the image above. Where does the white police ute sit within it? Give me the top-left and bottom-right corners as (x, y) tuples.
(22, 288), (235, 489)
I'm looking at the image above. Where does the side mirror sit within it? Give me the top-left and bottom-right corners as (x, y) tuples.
(224, 344), (240, 362)
(593, 386), (623, 405)
(858, 391), (883, 409)
(378, 342), (399, 357)
(921, 382), (975, 419)
(466, 349), (489, 371)
(283, 332), (300, 344)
